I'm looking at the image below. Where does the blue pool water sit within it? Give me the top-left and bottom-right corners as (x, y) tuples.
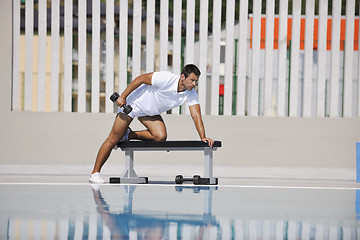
(0, 184), (359, 239)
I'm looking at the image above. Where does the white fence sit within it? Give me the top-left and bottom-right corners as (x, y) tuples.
(12, 0), (360, 118)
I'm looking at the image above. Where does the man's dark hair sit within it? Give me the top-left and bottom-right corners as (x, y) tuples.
(181, 64), (201, 78)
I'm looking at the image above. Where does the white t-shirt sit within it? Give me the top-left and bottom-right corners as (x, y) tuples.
(119, 71), (199, 118)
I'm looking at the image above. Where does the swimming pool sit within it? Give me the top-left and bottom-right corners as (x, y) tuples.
(1, 184), (358, 239)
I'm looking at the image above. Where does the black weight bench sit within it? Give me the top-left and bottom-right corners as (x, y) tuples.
(110, 140), (222, 185)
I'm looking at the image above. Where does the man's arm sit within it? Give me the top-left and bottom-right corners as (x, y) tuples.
(189, 104), (214, 147)
(115, 72), (153, 107)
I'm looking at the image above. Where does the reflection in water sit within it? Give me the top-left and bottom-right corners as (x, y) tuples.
(91, 185), (220, 239)
(3, 185), (359, 239)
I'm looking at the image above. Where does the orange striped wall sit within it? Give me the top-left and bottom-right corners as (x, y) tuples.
(250, 16), (359, 50)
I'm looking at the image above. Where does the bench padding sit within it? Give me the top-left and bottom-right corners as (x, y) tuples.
(117, 140), (222, 149)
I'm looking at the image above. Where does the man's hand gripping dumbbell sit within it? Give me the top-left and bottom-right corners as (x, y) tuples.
(110, 92), (133, 115)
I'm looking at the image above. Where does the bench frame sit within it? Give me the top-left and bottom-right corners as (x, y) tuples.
(112, 141), (221, 185)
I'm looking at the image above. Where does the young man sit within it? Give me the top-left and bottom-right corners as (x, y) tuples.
(89, 64), (214, 183)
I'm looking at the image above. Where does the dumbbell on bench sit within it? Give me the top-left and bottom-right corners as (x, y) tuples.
(175, 175), (201, 185)
(110, 92), (133, 115)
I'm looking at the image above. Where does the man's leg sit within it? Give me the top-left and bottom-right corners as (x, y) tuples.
(91, 113), (133, 174)
(130, 115), (167, 141)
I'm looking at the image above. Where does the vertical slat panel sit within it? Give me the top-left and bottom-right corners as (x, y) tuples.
(20, 220), (29, 239)
(185, 0), (195, 64)
(74, 218), (84, 239)
(172, 0), (182, 115)
(248, 220), (259, 239)
(119, 1), (128, 94)
(224, 0), (235, 115)
(24, 0), (34, 111)
(211, 0), (222, 115)
(264, 0), (275, 116)
(237, 0), (248, 116)
(275, 221), (284, 238)
(132, 0), (141, 78)
(329, 226), (339, 239)
(88, 214), (97, 239)
(146, 0), (155, 72)
(169, 223), (178, 239)
(38, 0), (47, 111)
(289, 0), (301, 117)
(315, 224), (324, 239)
(64, 0), (73, 112)
(172, 0), (182, 74)
(51, 0), (60, 111)
(105, 0), (114, 113)
(250, 0), (261, 116)
(33, 220), (42, 239)
(160, 0), (168, 71)
(59, 220), (70, 239)
(47, 221), (57, 239)
(303, 0), (315, 117)
(12, 0), (20, 111)
(8, 220), (16, 239)
(277, 0), (288, 117)
(343, 0), (355, 117)
(183, 0), (195, 115)
(198, 0), (208, 112)
(234, 220), (245, 238)
(78, 0), (86, 112)
(330, 0), (342, 117)
(317, 0), (328, 117)
(91, 0), (100, 113)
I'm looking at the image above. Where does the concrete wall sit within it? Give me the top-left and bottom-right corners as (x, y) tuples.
(1, 1), (359, 170)
(1, 112), (359, 169)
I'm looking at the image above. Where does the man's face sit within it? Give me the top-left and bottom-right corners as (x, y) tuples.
(182, 72), (199, 91)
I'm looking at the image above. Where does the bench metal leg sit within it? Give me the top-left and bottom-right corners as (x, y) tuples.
(204, 150), (213, 178)
(204, 150), (218, 185)
(118, 150), (148, 184)
(122, 150), (137, 178)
